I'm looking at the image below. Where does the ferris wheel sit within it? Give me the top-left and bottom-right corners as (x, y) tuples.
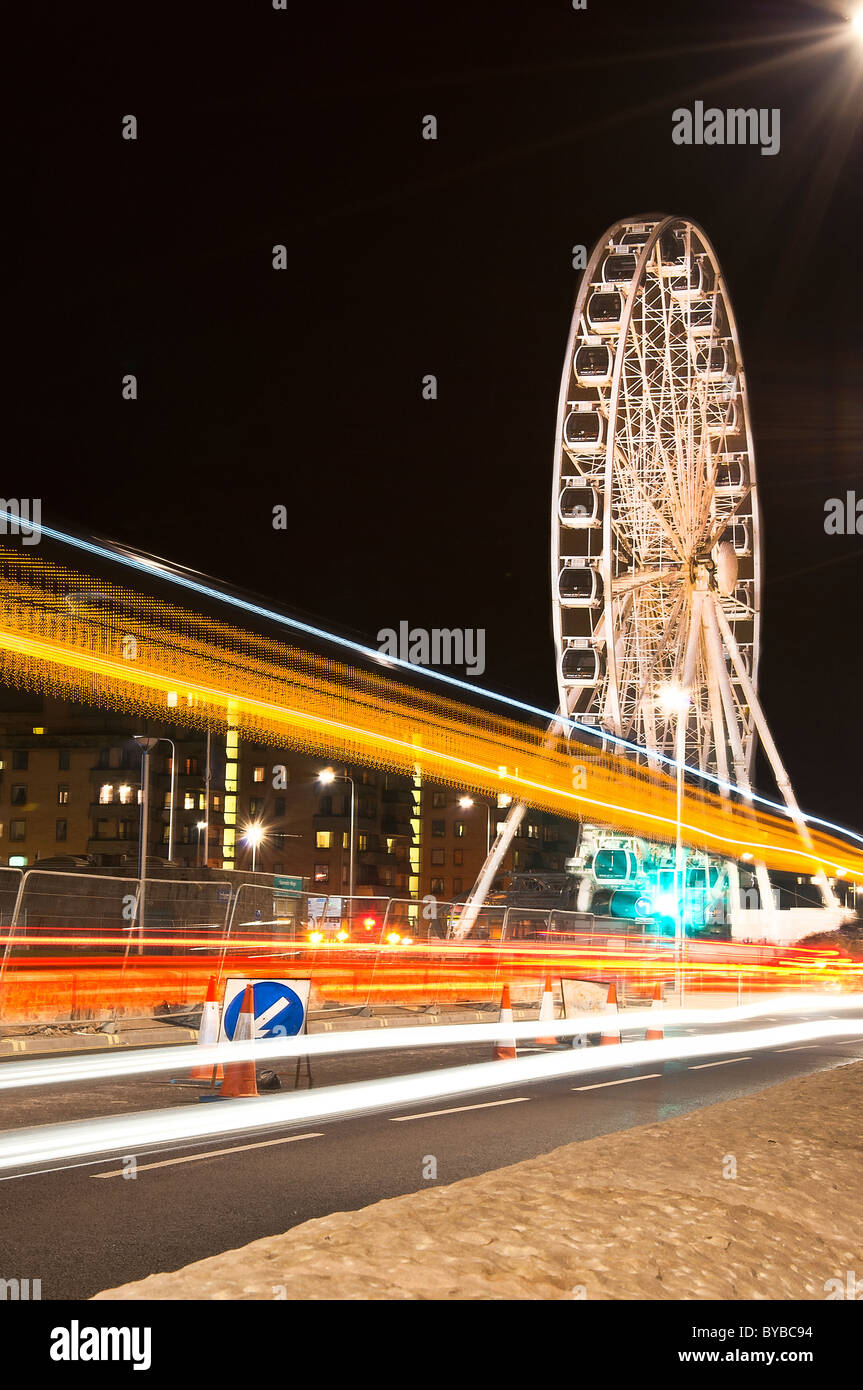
(454, 214), (836, 934)
(551, 214), (760, 785)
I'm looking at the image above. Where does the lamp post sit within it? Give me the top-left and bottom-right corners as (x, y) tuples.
(458, 795), (491, 856)
(133, 736), (160, 955)
(150, 736), (176, 864)
(318, 768), (355, 917)
(659, 685), (691, 1004)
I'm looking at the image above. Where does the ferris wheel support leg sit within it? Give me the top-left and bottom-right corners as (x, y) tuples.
(703, 600), (776, 913)
(711, 598), (839, 909)
(451, 799), (527, 940)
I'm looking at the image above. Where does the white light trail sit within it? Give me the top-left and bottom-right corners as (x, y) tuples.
(0, 1014), (861, 1174)
(0, 994), (860, 1094)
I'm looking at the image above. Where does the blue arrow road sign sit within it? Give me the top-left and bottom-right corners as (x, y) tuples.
(223, 980), (307, 1040)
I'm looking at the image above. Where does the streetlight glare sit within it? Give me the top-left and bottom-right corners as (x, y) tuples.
(852, 8), (863, 36)
(318, 767), (336, 784)
(458, 795), (474, 809)
(244, 823), (264, 846)
(659, 683), (691, 715)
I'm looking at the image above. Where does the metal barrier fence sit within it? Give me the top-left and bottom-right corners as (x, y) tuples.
(1, 869), (823, 1026)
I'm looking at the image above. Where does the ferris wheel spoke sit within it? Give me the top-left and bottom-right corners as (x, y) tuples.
(610, 565), (682, 595)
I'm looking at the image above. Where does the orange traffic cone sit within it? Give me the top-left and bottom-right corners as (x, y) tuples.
(645, 981), (664, 1041)
(219, 984), (258, 1098)
(600, 981), (621, 1045)
(494, 984), (517, 1060)
(190, 976), (224, 1083)
(535, 974), (558, 1045)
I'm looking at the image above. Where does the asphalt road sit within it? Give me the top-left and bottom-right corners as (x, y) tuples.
(1, 1011), (862, 1299)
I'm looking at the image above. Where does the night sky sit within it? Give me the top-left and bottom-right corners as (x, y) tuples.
(13, 0), (863, 827)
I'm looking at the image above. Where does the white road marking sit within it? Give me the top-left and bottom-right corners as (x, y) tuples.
(390, 1097), (530, 1122)
(92, 1131), (322, 1177)
(688, 1056), (751, 1070)
(573, 1073), (662, 1092)
(776, 1045), (819, 1052)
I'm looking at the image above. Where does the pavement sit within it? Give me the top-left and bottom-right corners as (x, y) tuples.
(1, 1005), (861, 1299)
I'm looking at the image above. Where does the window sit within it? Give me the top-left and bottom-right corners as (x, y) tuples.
(184, 757), (199, 775)
(57, 785), (69, 805)
(453, 848), (463, 866)
(117, 784), (133, 805)
(273, 862), (284, 874)
(212, 794), (222, 811)
(527, 823), (539, 840)
(431, 848), (445, 866)
(274, 797), (285, 816)
(314, 863), (329, 884)
(94, 818), (114, 840)
(357, 833), (368, 852)
(120, 819), (137, 840)
(319, 794), (333, 816)
(315, 830), (332, 849)
(10, 786), (27, 806)
(250, 797), (264, 817)
(99, 784), (113, 804)
(386, 837), (396, 853)
(12, 751), (29, 770)
(453, 877), (463, 893)
(430, 877), (445, 895)
(513, 850), (522, 869)
(342, 831), (349, 849)
(382, 868), (394, 887)
(56, 819), (68, 842)
(431, 819), (446, 838)
(432, 790), (448, 809)
(9, 820), (26, 842)
(453, 821), (466, 838)
(358, 797), (375, 818)
(252, 766), (266, 783)
(183, 791), (195, 810)
(58, 750), (70, 770)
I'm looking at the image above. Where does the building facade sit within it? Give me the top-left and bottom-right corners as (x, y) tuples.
(0, 692), (579, 898)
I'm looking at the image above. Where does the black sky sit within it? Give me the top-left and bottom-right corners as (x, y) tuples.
(11, 0), (863, 827)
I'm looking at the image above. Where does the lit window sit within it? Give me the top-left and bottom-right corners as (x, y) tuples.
(184, 791), (195, 810)
(430, 877), (445, 895)
(118, 785), (133, 805)
(316, 831), (332, 849)
(252, 766), (266, 783)
(453, 821), (465, 838)
(357, 833), (368, 852)
(57, 785), (69, 805)
(32, 727), (44, 735)
(314, 863), (329, 883)
(99, 784), (114, 804)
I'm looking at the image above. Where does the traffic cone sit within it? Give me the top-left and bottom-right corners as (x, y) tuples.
(645, 981), (664, 1041)
(190, 976), (224, 1083)
(600, 981), (621, 1045)
(219, 984), (258, 1098)
(535, 974), (558, 1045)
(493, 984), (517, 1060)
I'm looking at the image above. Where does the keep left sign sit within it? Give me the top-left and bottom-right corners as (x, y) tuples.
(219, 978), (311, 1041)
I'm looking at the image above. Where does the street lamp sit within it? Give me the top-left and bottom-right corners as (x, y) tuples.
(318, 768), (356, 916)
(196, 820), (207, 867)
(659, 684), (691, 1003)
(458, 795), (491, 855)
(133, 735), (160, 954)
(244, 821), (265, 873)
